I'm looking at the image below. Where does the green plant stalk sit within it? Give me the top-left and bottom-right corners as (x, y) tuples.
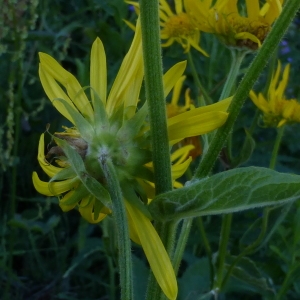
(100, 158), (133, 300)
(193, 0), (300, 180)
(214, 214), (232, 291)
(139, 2), (178, 299)
(269, 126), (285, 170)
(173, 218), (193, 275)
(187, 51), (211, 106)
(139, 0), (172, 195)
(221, 208), (270, 289)
(196, 217), (214, 286)
(276, 264), (300, 300)
(219, 49), (247, 101)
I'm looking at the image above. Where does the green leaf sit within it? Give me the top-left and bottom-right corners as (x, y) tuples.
(178, 257), (211, 299)
(149, 167), (300, 221)
(54, 137), (112, 210)
(224, 256), (273, 296)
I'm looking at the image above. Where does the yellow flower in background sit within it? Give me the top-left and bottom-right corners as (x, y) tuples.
(166, 75), (195, 118)
(184, 0), (284, 50)
(32, 20), (231, 300)
(250, 61), (300, 127)
(127, 0), (208, 55)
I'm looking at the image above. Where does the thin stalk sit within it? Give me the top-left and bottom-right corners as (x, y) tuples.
(196, 217), (214, 287)
(193, 0), (300, 180)
(173, 218), (193, 275)
(100, 158), (133, 300)
(187, 51), (212, 106)
(214, 214), (232, 291)
(219, 49), (247, 101)
(269, 126), (285, 170)
(276, 265), (300, 300)
(221, 208), (270, 289)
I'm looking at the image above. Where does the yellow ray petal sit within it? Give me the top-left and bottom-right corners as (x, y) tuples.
(106, 20), (143, 116)
(171, 145), (195, 164)
(171, 156), (192, 180)
(32, 172), (76, 196)
(125, 201), (178, 300)
(39, 65), (76, 124)
(39, 53), (94, 122)
(163, 61), (187, 98)
(59, 190), (78, 212)
(171, 76), (186, 105)
(160, 0), (174, 17)
(38, 133), (62, 177)
(168, 97), (231, 127)
(174, 0), (183, 14)
(235, 32), (261, 48)
(79, 197), (108, 224)
(246, 0), (260, 19)
(168, 111), (228, 141)
(90, 37), (107, 106)
(249, 91), (269, 114)
(276, 64), (290, 100)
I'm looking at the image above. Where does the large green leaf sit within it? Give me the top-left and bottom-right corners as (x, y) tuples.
(149, 167), (300, 221)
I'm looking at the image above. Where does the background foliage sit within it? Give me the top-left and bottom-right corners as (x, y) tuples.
(1, 0), (300, 299)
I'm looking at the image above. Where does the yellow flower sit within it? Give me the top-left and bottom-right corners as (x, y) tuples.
(250, 61), (300, 127)
(32, 20), (231, 300)
(184, 0), (284, 50)
(127, 0), (208, 55)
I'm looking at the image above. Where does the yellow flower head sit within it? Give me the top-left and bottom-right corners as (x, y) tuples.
(32, 20), (231, 300)
(250, 61), (300, 127)
(127, 0), (208, 55)
(184, 0), (284, 50)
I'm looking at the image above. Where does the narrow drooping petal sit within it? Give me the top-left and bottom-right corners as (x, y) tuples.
(32, 172), (76, 196)
(125, 201), (178, 300)
(37, 133), (62, 177)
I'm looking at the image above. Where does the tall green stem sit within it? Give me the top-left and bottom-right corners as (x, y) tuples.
(214, 214), (232, 292)
(269, 126), (285, 170)
(219, 49), (247, 101)
(139, 0), (172, 195)
(193, 0), (300, 180)
(139, 2), (177, 299)
(196, 217), (214, 286)
(173, 218), (193, 275)
(187, 51), (211, 106)
(221, 209), (270, 289)
(101, 158), (133, 300)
